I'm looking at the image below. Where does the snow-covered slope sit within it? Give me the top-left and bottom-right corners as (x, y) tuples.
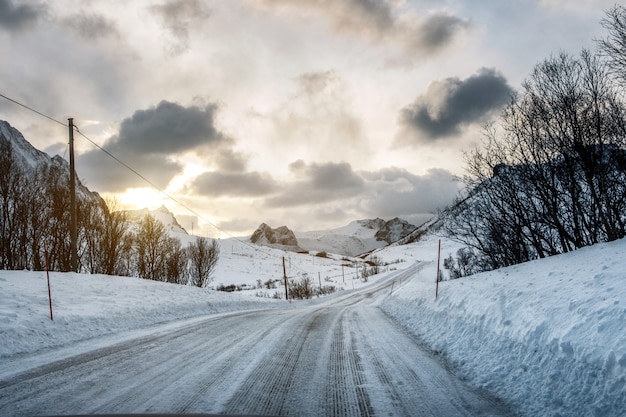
(0, 120), (103, 205)
(123, 205), (189, 236)
(0, 120), (51, 169)
(294, 218), (416, 257)
(376, 235), (626, 417)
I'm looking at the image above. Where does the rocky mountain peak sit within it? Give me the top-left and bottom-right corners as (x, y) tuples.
(250, 223), (302, 251)
(374, 217), (415, 244)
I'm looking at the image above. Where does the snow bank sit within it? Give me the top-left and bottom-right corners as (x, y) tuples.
(0, 271), (279, 357)
(381, 237), (626, 417)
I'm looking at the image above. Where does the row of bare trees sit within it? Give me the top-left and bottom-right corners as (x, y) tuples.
(0, 139), (219, 286)
(0, 143), (97, 272)
(445, 6), (626, 272)
(134, 214), (219, 287)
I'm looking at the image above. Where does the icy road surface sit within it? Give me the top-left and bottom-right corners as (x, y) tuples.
(0, 264), (512, 417)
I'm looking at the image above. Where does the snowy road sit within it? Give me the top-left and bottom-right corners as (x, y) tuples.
(1, 264), (512, 417)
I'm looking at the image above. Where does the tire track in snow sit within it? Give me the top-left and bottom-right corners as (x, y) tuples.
(324, 310), (371, 417)
(0, 310), (285, 416)
(222, 308), (334, 416)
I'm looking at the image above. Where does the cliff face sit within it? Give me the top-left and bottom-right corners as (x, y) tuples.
(251, 223), (299, 246)
(374, 217), (416, 244)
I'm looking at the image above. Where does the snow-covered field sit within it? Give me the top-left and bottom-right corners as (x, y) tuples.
(1, 234), (625, 416)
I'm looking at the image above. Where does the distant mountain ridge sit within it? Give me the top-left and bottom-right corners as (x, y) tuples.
(250, 217), (416, 257)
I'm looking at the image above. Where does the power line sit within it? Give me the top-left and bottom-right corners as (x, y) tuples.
(0, 92), (302, 268)
(0, 94), (66, 128)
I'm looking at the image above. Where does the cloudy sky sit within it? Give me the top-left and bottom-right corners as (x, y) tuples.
(0, 0), (617, 236)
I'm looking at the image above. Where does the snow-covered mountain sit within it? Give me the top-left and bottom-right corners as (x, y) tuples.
(0, 120), (104, 205)
(294, 217), (416, 257)
(122, 205), (189, 236)
(0, 120), (54, 169)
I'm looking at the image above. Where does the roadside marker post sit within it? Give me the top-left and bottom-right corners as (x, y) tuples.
(44, 242), (53, 320)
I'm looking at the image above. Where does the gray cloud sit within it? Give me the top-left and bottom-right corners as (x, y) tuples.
(263, 162), (461, 230)
(215, 148), (248, 173)
(412, 12), (470, 54)
(78, 100), (223, 192)
(191, 171), (277, 197)
(325, 0), (394, 35)
(360, 167), (461, 216)
(398, 68), (514, 144)
(149, 0), (211, 53)
(114, 100), (221, 154)
(64, 11), (120, 40)
(267, 161), (365, 207)
(78, 152), (181, 193)
(295, 70), (339, 96)
(0, 0), (43, 31)
(252, 0), (470, 57)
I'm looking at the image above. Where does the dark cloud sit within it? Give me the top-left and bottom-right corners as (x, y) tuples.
(77, 100), (223, 192)
(398, 68), (514, 144)
(149, 0), (210, 53)
(191, 171), (276, 197)
(64, 11), (120, 40)
(252, 0), (470, 58)
(267, 161), (365, 207)
(115, 100), (221, 154)
(0, 0), (43, 31)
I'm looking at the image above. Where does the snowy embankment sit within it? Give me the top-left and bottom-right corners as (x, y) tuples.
(379, 236), (626, 417)
(0, 271), (280, 358)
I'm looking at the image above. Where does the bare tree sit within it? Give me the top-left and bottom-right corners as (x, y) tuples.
(187, 236), (219, 288)
(599, 5), (626, 87)
(135, 214), (170, 281)
(448, 49), (626, 271)
(165, 237), (188, 284)
(99, 198), (132, 276)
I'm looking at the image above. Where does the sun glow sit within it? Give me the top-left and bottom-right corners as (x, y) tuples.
(109, 188), (169, 212)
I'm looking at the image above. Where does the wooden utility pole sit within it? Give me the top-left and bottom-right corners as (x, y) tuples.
(283, 256), (288, 301)
(435, 239), (441, 299)
(68, 118), (78, 272)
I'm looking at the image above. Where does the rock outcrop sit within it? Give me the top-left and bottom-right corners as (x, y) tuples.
(250, 223), (303, 251)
